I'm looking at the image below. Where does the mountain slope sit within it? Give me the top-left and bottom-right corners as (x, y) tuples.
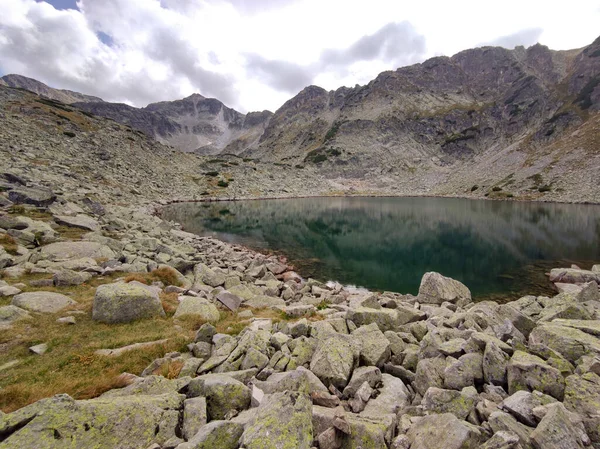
(1, 74), (104, 104)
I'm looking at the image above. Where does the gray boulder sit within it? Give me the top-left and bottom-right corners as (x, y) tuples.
(54, 214), (100, 231)
(310, 332), (357, 389)
(529, 322), (600, 363)
(41, 241), (115, 261)
(194, 263), (225, 288)
(92, 282), (165, 323)
(417, 272), (471, 305)
(500, 390), (557, 427)
(174, 296), (220, 323)
(530, 402), (589, 449)
(507, 350), (565, 400)
(180, 420), (243, 449)
(187, 374), (251, 420)
(407, 413), (482, 449)
(52, 269), (92, 286)
(240, 391), (312, 449)
(12, 291), (76, 313)
(8, 187), (56, 207)
(182, 397), (207, 441)
(421, 387), (477, 420)
(352, 322), (391, 367)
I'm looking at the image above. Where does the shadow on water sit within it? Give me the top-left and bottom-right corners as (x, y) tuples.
(162, 197), (600, 301)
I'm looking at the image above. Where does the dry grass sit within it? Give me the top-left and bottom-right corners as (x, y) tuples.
(0, 273), (196, 413)
(124, 267), (183, 287)
(0, 234), (19, 255)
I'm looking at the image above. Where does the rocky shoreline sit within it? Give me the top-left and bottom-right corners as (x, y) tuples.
(1, 175), (600, 449)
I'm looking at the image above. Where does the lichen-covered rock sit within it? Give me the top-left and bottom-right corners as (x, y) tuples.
(182, 397), (207, 441)
(529, 323), (600, 363)
(479, 431), (521, 449)
(187, 374), (251, 420)
(507, 350), (565, 400)
(92, 282), (164, 323)
(0, 392), (183, 449)
(54, 214), (100, 231)
(530, 402), (590, 449)
(361, 373), (409, 417)
(193, 263), (225, 288)
(352, 322), (391, 367)
(549, 268), (600, 284)
(12, 291), (76, 313)
(407, 413), (482, 449)
(310, 332), (357, 389)
(563, 373), (600, 443)
(483, 341), (510, 386)
(180, 420), (244, 449)
(500, 390), (557, 427)
(421, 387), (477, 420)
(343, 366), (382, 398)
(417, 272), (471, 305)
(444, 353), (483, 390)
(346, 307), (402, 331)
(488, 411), (535, 449)
(8, 186), (56, 206)
(414, 357), (446, 396)
(240, 391), (313, 449)
(174, 296), (220, 323)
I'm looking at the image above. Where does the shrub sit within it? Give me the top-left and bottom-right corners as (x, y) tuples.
(471, 185), (478, 192)
(0, 234), (19, 255)
(63, 131), (76, 138)
(217, 180), (229, 188)
(205, 171), (219, 177)
(538, 185), (552, 193)
(492, 186), (502, 192)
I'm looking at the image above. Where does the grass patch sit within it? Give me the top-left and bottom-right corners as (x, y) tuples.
(124, 267), (183, 287)
(0, 273), (195, 412)
(0, 234), (19, 255)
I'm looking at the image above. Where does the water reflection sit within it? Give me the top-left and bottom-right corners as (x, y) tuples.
(163, 197), (600, 299)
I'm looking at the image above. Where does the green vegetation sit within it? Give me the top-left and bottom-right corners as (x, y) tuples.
(492, 186), (502, 192)
(470, 185), (479, 192)
(217, 180), (229, 188)
(0, 234), (19, 255)
(323, 121), (344, 143)
(304, 146), (343, 164)
(538, 184), (552, 193)
(205, 171), (219, 177)
(63, 131), (76, 138)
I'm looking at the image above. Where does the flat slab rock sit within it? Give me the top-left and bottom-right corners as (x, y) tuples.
(54, 214), (100, 231)
(40, 241), (115, 261)
(12, 291), (77, 313)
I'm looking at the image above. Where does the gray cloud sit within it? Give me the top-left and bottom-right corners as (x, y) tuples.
(244, 54), (313, 94)
(320, 21), (426, 69)
(0, 0), (240, 108)
(244, 21), (426, 95)
(215, 0), (299, 15)
(483, 28), (544, 49)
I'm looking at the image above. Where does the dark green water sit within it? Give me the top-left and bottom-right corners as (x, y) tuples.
(162, 197), (600, 301)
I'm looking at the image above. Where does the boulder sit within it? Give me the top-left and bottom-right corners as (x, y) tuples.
(407, 413), (482, 449)
(12, 291), (76, 313)
(361, 373), (410, 417)
(414, 357), (446, 396)
(530, 402), (589, 449)
(488, 411), (535, 449)
(182, 397), (207, 441)
(529, 323), (600, 363)
(346, 307), (403, 331)
(310, 333), (357, 389)
(92, 282), (165, 323)
(54, 214), (100, 231)
(0, 392), (183, 449)
(40, 241), (115, 261)
(479, 431), (521, 449)
(421, 387), (477, 420)
(483, 341), (510, 386)
(215, 291), (242, 312)
(193, 263), (225, 288)
(417, 272), (471, 305)
(549, 268), (600, 284)
(500, 390), (557, 427)
(181, 420), (243, 449)
(444, 353), (483, 390)
(352, 322), (391, 367)
(0, 304), (31, 328)
(343, 366), (382, 398)
(240, 391), (312, 449)
(507, 350), (565, 400)
(52, 269), (92, 286)
(187, 374), (251, 420)
(8, 187), (56, 206)
(174, 297), (220, 323)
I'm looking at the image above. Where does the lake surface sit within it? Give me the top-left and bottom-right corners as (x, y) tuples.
(162, 197), (600, 301)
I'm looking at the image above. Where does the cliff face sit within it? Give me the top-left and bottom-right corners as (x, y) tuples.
(73, 94), (272, 154)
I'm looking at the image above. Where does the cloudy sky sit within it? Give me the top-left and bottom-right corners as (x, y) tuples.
(0, 0), (598, 113)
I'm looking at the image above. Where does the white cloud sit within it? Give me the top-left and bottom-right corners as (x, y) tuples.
(0, 0), (598, 113)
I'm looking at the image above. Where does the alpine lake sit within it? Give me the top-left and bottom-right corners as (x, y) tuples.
(162, 197), (600, 302)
